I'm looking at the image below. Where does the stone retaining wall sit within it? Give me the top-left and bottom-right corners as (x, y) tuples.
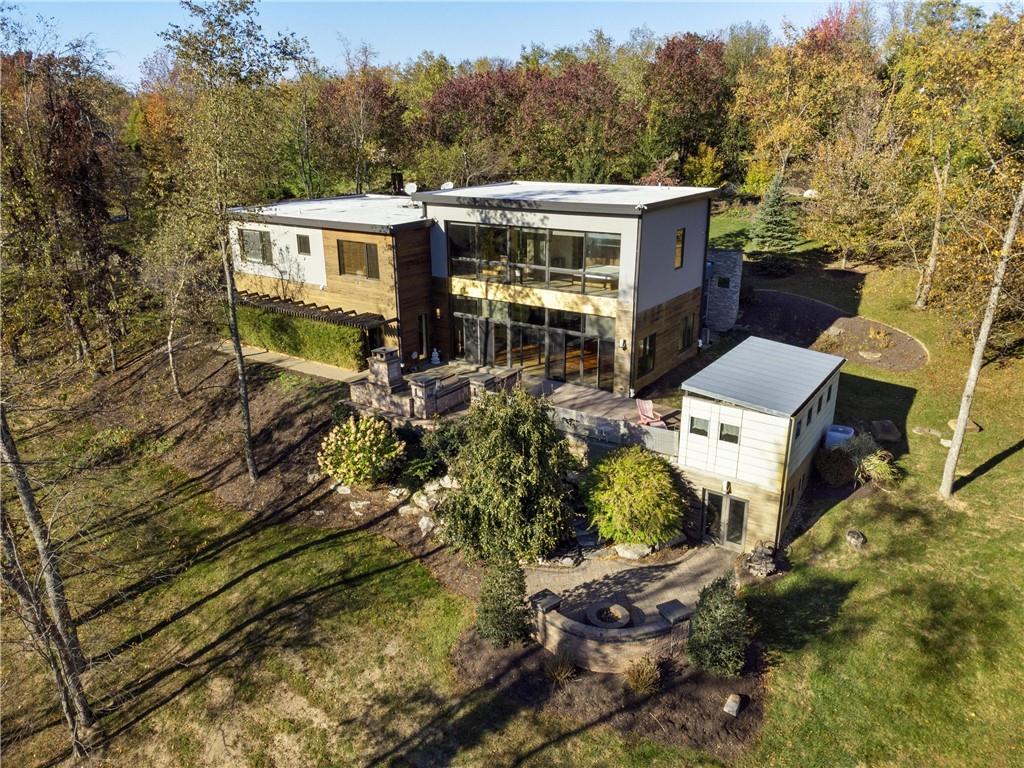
(531, 591), (691, 673)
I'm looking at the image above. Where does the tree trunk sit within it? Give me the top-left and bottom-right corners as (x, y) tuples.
(0, 403), (88, 672)
(220, 239), (259, 483)
(915, 159), (950, 310)
(1, 516), (98, 756)
(166, 275), (186, 400)
(939, 179), (1024, 499)
(104, 317), (118, 373)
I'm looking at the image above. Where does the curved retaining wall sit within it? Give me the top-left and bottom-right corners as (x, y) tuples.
(531, 590), (691, 673)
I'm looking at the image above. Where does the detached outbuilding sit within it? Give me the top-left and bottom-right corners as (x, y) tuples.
(677, 337), (845, 552)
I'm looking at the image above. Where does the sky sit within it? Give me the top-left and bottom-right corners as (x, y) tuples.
(13, 1), (877, 86)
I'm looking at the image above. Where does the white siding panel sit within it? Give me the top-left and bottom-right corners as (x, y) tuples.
(231, 221), (327, 288)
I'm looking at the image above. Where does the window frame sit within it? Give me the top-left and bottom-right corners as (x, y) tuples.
(637, 333), (656, 377)
(674, 228), (686, 270)
(337, 239), (380, 280)
(689, 416), (709, 437)
(719, 422), (740, 444)
(240, 229), (273, 265)
(296, 233), (311, 256)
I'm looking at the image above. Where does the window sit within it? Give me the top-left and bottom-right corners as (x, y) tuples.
(806, 410), (813, 427)
(827, 384), (833, 402)
(719, 423), (740, 444)
(337, 240), (379, 279)
(680, 313), (695, 351)
(717, 276), (730, 289)
(816, 395), (823, 414)
(796, 418), (803, 438)
(674, 228), (686, 269)
(583, 232), (620, 296)
(637, 333), (656, 376)
(296, 234), (311, 256)
(689, 417), (709, 437)
(240, 229), (272, 264)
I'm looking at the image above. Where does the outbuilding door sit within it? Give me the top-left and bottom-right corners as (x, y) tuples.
(703, 490), (747, 552)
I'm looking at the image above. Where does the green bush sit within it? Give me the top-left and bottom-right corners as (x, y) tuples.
(442, 388), (576, 562)
(688, 575), (751, 677)
(422, 418), (467, 473)
(234, 305), (367, 370)
(316, 415), (405, 487)
(857, 449), (900, 487)
(584, 445), (684, 546)
(476, 559), (532, 648)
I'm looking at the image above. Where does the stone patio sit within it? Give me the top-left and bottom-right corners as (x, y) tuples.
(525, 545), (734, 629)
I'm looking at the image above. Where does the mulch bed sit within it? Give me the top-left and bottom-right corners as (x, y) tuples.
(740, 289), (928, 372)
(451, 628), (763, 760)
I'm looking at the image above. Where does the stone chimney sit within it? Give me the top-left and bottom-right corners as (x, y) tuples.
(368, 346), (404, 391)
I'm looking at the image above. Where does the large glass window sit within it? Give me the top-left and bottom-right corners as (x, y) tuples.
(240, 229), (272, 264)
(452, 222), (619, 297)
(638, 333), (656, 376)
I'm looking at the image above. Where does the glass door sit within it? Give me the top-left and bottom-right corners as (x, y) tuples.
(704, 491), (724, 545)
(725, 498), (746, 549)
(703, 490), (747, 551)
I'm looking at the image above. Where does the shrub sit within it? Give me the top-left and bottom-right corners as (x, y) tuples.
(331, 400), (359, 426)
(584, 446), (683, 546)
(316, 415), (405, 487)
(624, 656), (661, 696)
(815, 446), (856, 487)
(422, 418), (467, 473)
(476, 558), (532, 648)
(747, 172), (800, 255)
(856, 449), (899, 486)
(687, 574), (751, 677)
(544, 651), (577, 688)
(442, 388), (576, 561)
(234, 305), (367, 370)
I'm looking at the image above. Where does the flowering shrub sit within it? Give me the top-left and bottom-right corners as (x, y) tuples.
(316, 415), (405, 487)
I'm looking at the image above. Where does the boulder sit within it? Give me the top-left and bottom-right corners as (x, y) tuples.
(411, 490), (438, 512)
(940, 438), (952, 448)
(846, 529), (867, 551)
(423, 478), (444, 495)
(912, 426), (942, 438)
(947, 418), (981, 433)
(388, 487), (410, 501)
(418, 515), (435, 539)
(334, 484), (352, 496)
(870, 419), (902, 443)
(439, 473), (460, 490)
(858, 350), (882, 361)
(614, 543), (653, 560)
(398, 504), (419, 517)
(723, 693), (743, 717)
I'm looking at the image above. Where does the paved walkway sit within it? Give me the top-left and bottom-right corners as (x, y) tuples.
(212, 341), (367, 384)
(525, 545), (733, 627)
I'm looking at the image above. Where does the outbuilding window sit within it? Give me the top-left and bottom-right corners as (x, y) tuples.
(240, 229), (273, 264)
(719, 423), (740, 444)
(689, 417), (709, 437)
(296, 234), (311, 255)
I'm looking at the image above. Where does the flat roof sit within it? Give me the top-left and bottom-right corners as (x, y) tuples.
(413, 181), (719, 216)
(230, 194), (430, 234)
(680, 337), (845, 418)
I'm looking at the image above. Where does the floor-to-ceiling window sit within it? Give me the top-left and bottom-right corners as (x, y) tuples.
(450, 296), (616, 391)
(448, 222), (620, 297)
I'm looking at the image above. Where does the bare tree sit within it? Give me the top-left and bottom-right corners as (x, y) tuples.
(940, 179), (1024, 499)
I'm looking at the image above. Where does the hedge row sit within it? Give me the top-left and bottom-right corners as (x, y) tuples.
(233, 305), (367, 370)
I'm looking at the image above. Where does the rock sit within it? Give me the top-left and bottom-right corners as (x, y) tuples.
(398, 504), (419, 517)
(723, 693), (743, 717)
(334, 484), (352, 496)
(846, 529), (867, 551)
(614, 543), (653, 560)
(912, 426), (943, 437)
(947, 418), (981, 433)
(858, 350), (883, 361)
(311, 509), (326, 517)
(423, 478), (444, 495)
(411, 490), (438, 512)
(439, 473), (459, 490)
(870, 419), (902, 443)
(940, 438), (952, 448)
(388, 486), (410, 501)
(559, 555), (578, 567)
(822, 326), (844, 338)
(306, 472), (323, 485)
(418, 515), (435, 538)
(349, 501), (371, 516)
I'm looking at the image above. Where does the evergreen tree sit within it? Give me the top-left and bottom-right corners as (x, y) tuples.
(748, 172), (801, 255)
(476, 558), (532, 648)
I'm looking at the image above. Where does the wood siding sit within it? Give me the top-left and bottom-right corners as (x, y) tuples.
(632, 287), (702, 392)
(393, 228), (433, 364)
(681, 465), (784, 552)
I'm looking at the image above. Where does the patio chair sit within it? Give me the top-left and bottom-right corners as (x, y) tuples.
(636, 399), (678, 428)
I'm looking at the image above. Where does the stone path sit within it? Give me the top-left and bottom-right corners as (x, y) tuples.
(526, 546), (733, 627)
(212, 341), (367, 384)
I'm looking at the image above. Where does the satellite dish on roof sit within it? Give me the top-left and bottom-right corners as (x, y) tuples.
(440, 181), (455, 190)
(404, 182), (418, 196)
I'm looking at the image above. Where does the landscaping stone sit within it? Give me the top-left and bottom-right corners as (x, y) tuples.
(439, 473), (459, 490)
(948, 418), (981, 433)
(349, 501), (371, 516)
(940, 438), (952, 448)
(723, 693), (743, 717)
(306, 471), (323, 485)
(870, 419), (902, 443)
(311, 509), (325, 517)
(398, 504), (419, 517)
(423, 478), (444, 495)
(858, 350), (883, 361)
(614, 543), (653, 560)
(846, 529), (867, 551)
(822, 326), (844, 338)
(912, 426), (943, 437)
(388, 486), (410, 501)
(656, 599), (693, 625)
(334, 484), (352, 496)
(742, 542), (777, 578)
(418, 515), (435, 538)
(411, 490), (438, 512)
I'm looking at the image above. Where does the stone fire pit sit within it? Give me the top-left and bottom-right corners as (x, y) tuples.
(585, 601), (631, 629)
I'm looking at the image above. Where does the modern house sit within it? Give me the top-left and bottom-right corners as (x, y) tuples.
(231, 180), (718, 395)
(676, 337), (845, 552)
(230, 195), (433, 365)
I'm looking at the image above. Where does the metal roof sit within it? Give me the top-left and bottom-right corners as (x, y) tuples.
(230, 195), (430, 234)
(413, 181), (719, 216)
(680, 337), (845, 418)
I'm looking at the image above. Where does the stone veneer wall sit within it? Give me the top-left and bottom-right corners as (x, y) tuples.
(704, 250), (742, 332)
